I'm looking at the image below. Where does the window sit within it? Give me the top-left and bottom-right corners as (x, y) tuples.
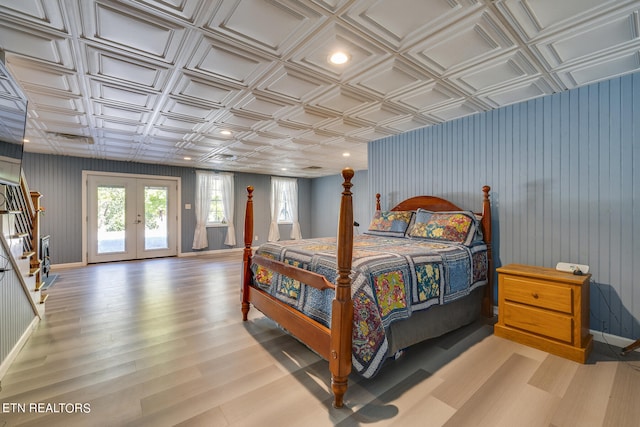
(277, 188), (292, 223)
(193, 171), (235, 249)
(207, 177), (226, 225)
(269, 177), (301, 241)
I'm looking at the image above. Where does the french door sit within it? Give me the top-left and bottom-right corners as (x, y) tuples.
(86, 173), (178, 263)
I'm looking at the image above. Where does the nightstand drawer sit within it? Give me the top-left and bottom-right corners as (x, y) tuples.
(502, 276), (573, 314)
(503, 301), (574, 343)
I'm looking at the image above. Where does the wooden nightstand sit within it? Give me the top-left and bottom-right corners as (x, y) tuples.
(494, 263), (593, 363)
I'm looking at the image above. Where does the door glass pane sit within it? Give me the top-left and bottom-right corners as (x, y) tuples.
(144, 186), (168, 250)
(97, 185), (126, 254)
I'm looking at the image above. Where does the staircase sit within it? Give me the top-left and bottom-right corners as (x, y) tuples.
(0, 171), (46, 317)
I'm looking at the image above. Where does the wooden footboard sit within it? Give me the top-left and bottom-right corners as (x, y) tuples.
(241, 168), (355, 408)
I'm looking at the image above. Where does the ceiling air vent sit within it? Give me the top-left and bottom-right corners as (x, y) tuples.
(46, 132), (94, 144)
(209, 153), (237, 162)
(303, 166), (322, 170)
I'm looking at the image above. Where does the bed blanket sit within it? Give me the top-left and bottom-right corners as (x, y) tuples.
(251, 234), (488, 378)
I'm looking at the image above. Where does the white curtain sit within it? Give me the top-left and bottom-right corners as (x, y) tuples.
(192, 170), (213, 249)
(220, 172), (236, 246)
(285, 179), (302, 240)
(268, 177), (301, 241)
(268, 178), (283, 241)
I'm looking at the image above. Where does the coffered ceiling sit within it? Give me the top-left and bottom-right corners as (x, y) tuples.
(1, 0), (639, 177)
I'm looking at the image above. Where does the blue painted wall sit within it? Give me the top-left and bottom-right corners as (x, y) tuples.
(310, 169), (369, 238)
(368, 72), (640, 340)
(21, 154), (311, 264)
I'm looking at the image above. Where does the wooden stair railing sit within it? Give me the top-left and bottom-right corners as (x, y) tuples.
(2, 170), (45, 305)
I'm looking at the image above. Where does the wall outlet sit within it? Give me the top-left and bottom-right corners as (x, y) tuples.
(255, 235), (258, 241)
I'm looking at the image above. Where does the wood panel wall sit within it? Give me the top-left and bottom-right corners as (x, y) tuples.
(368, 72), (640, 340)
(0, 237), (35, 367)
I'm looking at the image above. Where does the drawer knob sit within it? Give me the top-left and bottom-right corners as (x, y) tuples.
(532, 292), (539, 299)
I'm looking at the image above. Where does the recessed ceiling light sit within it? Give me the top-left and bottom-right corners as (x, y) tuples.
(329, 51), (349, 65)
(342, 152), (351, 157)
(23, 139), (29, 143)
(220, 130), (232, 136)
(281, 167), (288, 171)
(183, 156), (191, 160)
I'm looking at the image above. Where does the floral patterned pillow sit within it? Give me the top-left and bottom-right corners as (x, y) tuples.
(408, 209), (479, 245)
(365, 210), (414, 237)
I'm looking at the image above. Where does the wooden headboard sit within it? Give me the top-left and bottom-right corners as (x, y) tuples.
(375, 187), (492, 247)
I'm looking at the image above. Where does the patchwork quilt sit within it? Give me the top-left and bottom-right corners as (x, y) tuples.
(251, 234), (488, 378)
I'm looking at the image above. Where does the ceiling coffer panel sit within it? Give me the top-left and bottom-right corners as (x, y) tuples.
(171, 73), (242, 107)
(0, 0), (67, 31)
(348, 58), (433, 99)
(257, 65), (332, 103)
(353, 103), (411, 126)
(161, 97), (219, 121)
(477, 76), (556, 108)
(426, 100), (485, 123)
(309, 86), (378, 115)
(341, 0), (482, 50)
(82, 2), (188, 63)
(32, 109), (87, 126)
(0, 22), (74, 68)
(535, 14), (637, 68)
(185, 36), (274, 86)
(84, 45), (171, 90)
(405, 10), (517, 76)
(555, 50), (640, 89)
(288, 21), (390, 81)
(90, 80), (158, 109)
(204, 0), (326, 57)
(494, 0), (615, 41)
(233, 92), (294, 118)
(447, 51), (544, 96)
(26, 91), (84, 112)
(6, 59), (81, 95)
(391, 81), (463, 112)
(132, 0), (207, 24)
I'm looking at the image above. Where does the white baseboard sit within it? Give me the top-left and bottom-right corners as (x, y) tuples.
(0, 317), (40, 382)
(590, 329), (638, 352)
(51, 248), (245, 270)
(179, 247), (244, 257)
(50, 261), (84, 270)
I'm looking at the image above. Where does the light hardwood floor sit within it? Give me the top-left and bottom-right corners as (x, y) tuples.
(1, 253), (639, 427)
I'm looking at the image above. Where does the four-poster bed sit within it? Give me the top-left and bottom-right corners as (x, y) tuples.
(241, 168), (493, 408)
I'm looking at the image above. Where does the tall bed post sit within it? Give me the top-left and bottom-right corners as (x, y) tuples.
(480, 185), (493, 318)
(241, 185), (254, 321)
(330, 168), (355, 408)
